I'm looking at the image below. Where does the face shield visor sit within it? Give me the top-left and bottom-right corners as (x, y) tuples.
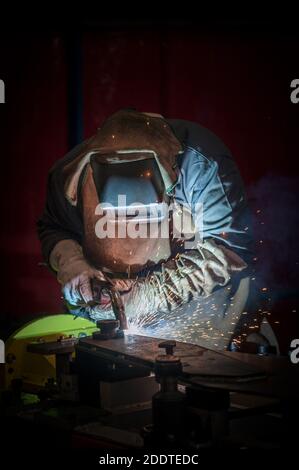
(80, 151), (172, 277)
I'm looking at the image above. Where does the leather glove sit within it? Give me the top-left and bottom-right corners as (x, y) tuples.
(84, 278), (134, 322)
(50, 239), (107, 308)
(122, 239), (247, 320)
(50, 239), (134, 321)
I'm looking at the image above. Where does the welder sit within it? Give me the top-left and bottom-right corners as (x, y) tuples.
(37, 109), (253, 350)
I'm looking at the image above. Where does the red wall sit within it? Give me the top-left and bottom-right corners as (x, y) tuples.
(0, 34), (68, 317)
(0, 29), (298, 324)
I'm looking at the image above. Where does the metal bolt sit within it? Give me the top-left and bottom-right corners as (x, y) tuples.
(158, 340), (176, 355)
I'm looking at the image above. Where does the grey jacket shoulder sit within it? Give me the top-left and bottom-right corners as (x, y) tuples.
(166, 119), (233, 160)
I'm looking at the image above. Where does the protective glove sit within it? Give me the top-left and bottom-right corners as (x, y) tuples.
(122, 239), (247, 320)
(50, 239), (108, 308)
(71, 301), (116, 322)
(50, 239), (134, 321)
(83, 278), (134, 322)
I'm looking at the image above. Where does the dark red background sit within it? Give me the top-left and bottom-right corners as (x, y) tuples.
(0, 25), (298, 347)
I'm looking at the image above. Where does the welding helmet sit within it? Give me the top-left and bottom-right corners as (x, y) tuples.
(62, 110), (184, 277)
(80, 150), (173, 277)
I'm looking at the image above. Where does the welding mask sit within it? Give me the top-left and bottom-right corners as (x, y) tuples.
(79, 151), (172, 277)
(61, 109), (184, 277)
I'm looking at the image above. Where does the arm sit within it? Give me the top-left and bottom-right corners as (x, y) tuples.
(191, 151), (253, 262)
(37, 163), (107, 313)
(37, 169), (83, 265)
(122, 239), (246, 320)
(121, 150), (250, 320)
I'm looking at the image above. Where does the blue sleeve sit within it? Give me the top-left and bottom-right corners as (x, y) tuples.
(187, 148), (253, 263)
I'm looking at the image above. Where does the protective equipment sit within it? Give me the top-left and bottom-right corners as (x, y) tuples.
(49, 239), (131, 321)
(119, 239), (247, 319)
(85, 238), (247, 322)
(49, 238), (107, 306)
(81, 153), (172, 276)
(62, 109), (183, 205)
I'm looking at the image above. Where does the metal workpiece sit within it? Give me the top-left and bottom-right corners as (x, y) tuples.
(75, 334), (299, 401)
(77, 334), (264, 381)
(27, 336), (77, 355)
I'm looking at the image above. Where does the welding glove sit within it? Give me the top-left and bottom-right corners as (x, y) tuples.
(50, 239), (108, 312)
(122, 239), (247, 319)
(50, 239), (134, 321)
(84, 279), (135, 322)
